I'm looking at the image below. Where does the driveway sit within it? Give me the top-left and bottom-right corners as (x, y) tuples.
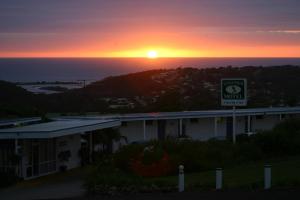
(0, 168), (86, 200)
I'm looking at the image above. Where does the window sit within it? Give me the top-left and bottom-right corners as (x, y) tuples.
(146, 120), (153, 125)
(256, 115), (264, 120)
(121, 121), (127, 127)
(190, 118), (199, 123)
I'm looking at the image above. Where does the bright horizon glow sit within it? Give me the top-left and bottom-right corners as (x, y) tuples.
(147, 50), (158, 59)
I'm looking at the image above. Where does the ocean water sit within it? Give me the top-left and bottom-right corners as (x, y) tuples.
(1, 57), (300, 82)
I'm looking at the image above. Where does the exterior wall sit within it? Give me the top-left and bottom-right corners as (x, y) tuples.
(185, 118), (215, 140)
(236, 116), (246, 135)
(252, 115), (280, 132)
(165, 119), (179, 137)
(216, 117), (227, 139)
(56, 134), (81, 170)
(145, 120), (158, 140)
(22, 140), (31, 178)
(119, 121), (144, 143)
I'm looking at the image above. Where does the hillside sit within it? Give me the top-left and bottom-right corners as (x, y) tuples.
(64, 65), (300, 112)
(1, 65), (300, 117)
(0, 81), (41, 117)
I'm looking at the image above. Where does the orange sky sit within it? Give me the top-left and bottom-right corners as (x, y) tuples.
(1, 1), (300, 58)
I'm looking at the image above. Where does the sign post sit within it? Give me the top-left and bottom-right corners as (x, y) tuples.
(221, 79), (247, 143)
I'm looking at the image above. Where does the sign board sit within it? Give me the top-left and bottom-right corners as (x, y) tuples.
(221, 79), (247, 106)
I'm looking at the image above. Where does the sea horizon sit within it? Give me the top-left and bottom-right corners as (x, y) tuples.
(1, 57), (300, 82)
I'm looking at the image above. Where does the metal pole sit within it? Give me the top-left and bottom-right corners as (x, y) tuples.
(216, 168), (223, 190)
(264, 165), (271, 190)
(178, 165), (184, 192)
(232, 106), (236, 144)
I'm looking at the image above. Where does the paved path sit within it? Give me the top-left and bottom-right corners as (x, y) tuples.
(0, 180), (85, 200)
(0, 169), (86, 200)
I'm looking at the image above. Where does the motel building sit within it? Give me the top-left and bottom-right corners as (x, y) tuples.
(1, 106), (300, 179)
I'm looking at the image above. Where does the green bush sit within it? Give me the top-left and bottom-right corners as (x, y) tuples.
(113, 118), (300, 175)
(114, 144), (144, 172)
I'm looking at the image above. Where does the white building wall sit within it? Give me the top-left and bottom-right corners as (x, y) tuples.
(119, 121), (144, 143)
(252, 115), (280, 132)
(185, 118), (215, 140)
(56, 134), (81, 170)
(21, 140), (31, 178)
(236, 116), (246, 135)
(165, 119), (179, 137)
(145, 120), (158, 140)
(216, 117), (227, 138)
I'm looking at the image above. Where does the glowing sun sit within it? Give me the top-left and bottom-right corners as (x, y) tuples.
(147, 50), (158, 59)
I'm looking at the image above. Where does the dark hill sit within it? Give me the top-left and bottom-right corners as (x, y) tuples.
(1, 66), (300, 117)
(0, 81), (41, 118)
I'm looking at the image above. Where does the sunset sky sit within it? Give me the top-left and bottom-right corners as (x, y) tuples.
(1, 0), (300, 58)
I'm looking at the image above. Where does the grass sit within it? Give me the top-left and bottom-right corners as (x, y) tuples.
(142, 156), (300, 190)
(19, 156), (300, 192)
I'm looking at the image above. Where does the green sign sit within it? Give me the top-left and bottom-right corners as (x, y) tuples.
(221, 79), (247, 106)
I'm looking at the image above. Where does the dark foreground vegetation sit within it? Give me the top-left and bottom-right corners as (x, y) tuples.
(85, 119), (300, 194)
(1, 66), (300, 118)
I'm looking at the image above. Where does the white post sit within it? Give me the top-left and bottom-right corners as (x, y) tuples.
(143, 120), (146, 140)
(232, 106), (236, 144)
(179, 119), (183, 136)
(214, 117), (218, 138)
(178, 165), (184, 192)
(264, 165), (271, 190)
(216, 168), (223, 190)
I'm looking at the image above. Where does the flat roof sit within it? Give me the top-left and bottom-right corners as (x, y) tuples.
(0, 119), (121, 139)
(0, 117), (41, 127)
(1, 106), (300, 139)
(62, 107), (300, 121)
(119, 107), (300, 121)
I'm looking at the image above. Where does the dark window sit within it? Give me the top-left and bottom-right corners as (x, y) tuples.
(146, 120), (153, 125)
(121, 121), (127, 127)
(190, 118), (198, 123)
(256, 115), (264, 120)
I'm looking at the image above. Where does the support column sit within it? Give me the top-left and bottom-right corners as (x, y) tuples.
(279, 114), (282, 121)
(232, 106), (236, 144)
(179, 119), (183, 136)
(14, 138), (20, 177)
(214, 117), (218, 138)
(15, 139), (18, 154)
(143, 120), (146, 140)
(247, 115), (251, 133)
(89, 133), (93, 163)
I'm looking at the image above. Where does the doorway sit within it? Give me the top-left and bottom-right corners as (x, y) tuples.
(157, 120), (166, 140)
(226, 117), (233, 139)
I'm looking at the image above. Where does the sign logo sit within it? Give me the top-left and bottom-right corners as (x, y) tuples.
(221, 79), (247, 106)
